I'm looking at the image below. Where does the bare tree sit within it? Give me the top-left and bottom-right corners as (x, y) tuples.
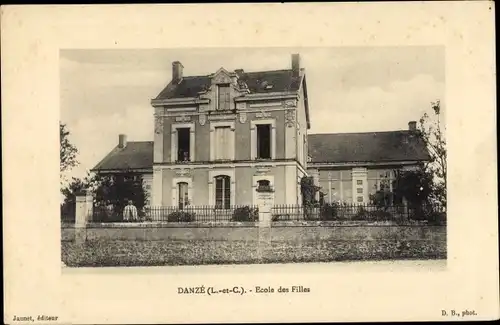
(60, 122), (79, 184)
(419, 100), (446, 207)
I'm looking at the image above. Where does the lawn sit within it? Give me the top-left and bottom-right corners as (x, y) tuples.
(61, 239), (446, 267)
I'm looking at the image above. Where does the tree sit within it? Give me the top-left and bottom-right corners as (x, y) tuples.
(92, 172), (149, 213)
(61, 172), (149, 221)
(300, 176), (320, 205)
(300, 176), (320, 219)
(60, 176), (90, 222)
(60, 122), (79, 183)
(419, 100), (447, 208)
(394, 167), (433, 208)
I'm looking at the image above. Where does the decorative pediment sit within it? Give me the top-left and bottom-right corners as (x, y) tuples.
(212, 68), (232, 85)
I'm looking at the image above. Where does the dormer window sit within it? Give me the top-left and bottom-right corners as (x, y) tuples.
(217, 84), (230, 110)
(261, 80), (273, 90)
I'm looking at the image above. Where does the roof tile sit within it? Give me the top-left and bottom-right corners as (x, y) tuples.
(308, 131), (430, 163)
(91, 141), (153, 171)
(154, 69), (302, 100)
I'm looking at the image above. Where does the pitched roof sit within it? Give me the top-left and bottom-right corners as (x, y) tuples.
(307, 131), (430, 164)
(91, 131), (429, 172)
(91, 141), (153, 172)
(154, 69), (302, 100)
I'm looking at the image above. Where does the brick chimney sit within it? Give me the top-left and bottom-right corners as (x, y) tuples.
(118, 134), (127, 148)
(291, 54), (300, 77)
(408, 121), (417, 132)
(172, 61), (184, 84)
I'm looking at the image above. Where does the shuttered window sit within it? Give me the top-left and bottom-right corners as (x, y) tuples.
(214, 126), (233, 160)
(217, 84), (230, 110)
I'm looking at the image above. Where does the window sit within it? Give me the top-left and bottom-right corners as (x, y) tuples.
(357, 180), (363, 185)
(177, 182), (189, 209)
(357, 188), (363, 194)
(214, 126), (232, 160)
(217, 84), (230, 110)
(258, 180), (270, 187)
(256, 124), (271, 159)
(251, 119), (275, 160)
(368, 169), (397, 204)
(357, 196), (364, 203)
(257, 179), (271, 192)
(342, 179), (352, 202)
(177, 127), (190, 162)
(215, 175), (231, 209)
(171, 123), (195, 163)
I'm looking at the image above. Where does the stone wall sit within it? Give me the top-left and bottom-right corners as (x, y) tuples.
(62, 223), (446, 244)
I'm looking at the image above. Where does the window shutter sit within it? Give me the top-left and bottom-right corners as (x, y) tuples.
(225, 92), (230, 110)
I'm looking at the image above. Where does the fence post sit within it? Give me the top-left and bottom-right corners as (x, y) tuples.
(256, 188), (274, 253)
(75, 190), (93, 244)
(257, 193), (273, 228)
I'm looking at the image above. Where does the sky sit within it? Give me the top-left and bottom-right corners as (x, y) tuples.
(60, 46), (445, 181)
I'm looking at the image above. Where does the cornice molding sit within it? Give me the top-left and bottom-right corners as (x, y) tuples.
(307, 160), (426, 168)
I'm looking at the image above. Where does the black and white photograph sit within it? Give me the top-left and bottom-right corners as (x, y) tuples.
(60, 47), (447, 267)
(3, 3), (497, 324)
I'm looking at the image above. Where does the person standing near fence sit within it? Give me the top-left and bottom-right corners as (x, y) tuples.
(123, 200), (138, 222)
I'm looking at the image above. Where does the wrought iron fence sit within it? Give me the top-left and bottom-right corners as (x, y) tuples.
(91, 205), (259, 223)
(60, 203), (76, 224)
(271, 203), (446, 224)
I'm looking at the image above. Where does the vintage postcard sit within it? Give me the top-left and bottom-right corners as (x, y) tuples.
(2, 2), (498, 324)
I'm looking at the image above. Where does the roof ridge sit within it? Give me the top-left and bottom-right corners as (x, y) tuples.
(241, 69), (293, 75)
(309, 130), (410, 136)
(179, 69), (293, 80)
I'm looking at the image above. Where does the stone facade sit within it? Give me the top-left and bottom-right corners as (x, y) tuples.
(150, 65), (308, 207)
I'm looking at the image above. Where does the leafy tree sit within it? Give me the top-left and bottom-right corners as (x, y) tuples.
(419, 100), (447, 208)
(60, 176), (90, 222)
(60, 122), (79, 184)
(92, 172), (149, 213)
(300, 176), (320, 219)
(60, 171), (149, 222)
(300, 176), (320, 205)
(393, 167), (433, 208)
